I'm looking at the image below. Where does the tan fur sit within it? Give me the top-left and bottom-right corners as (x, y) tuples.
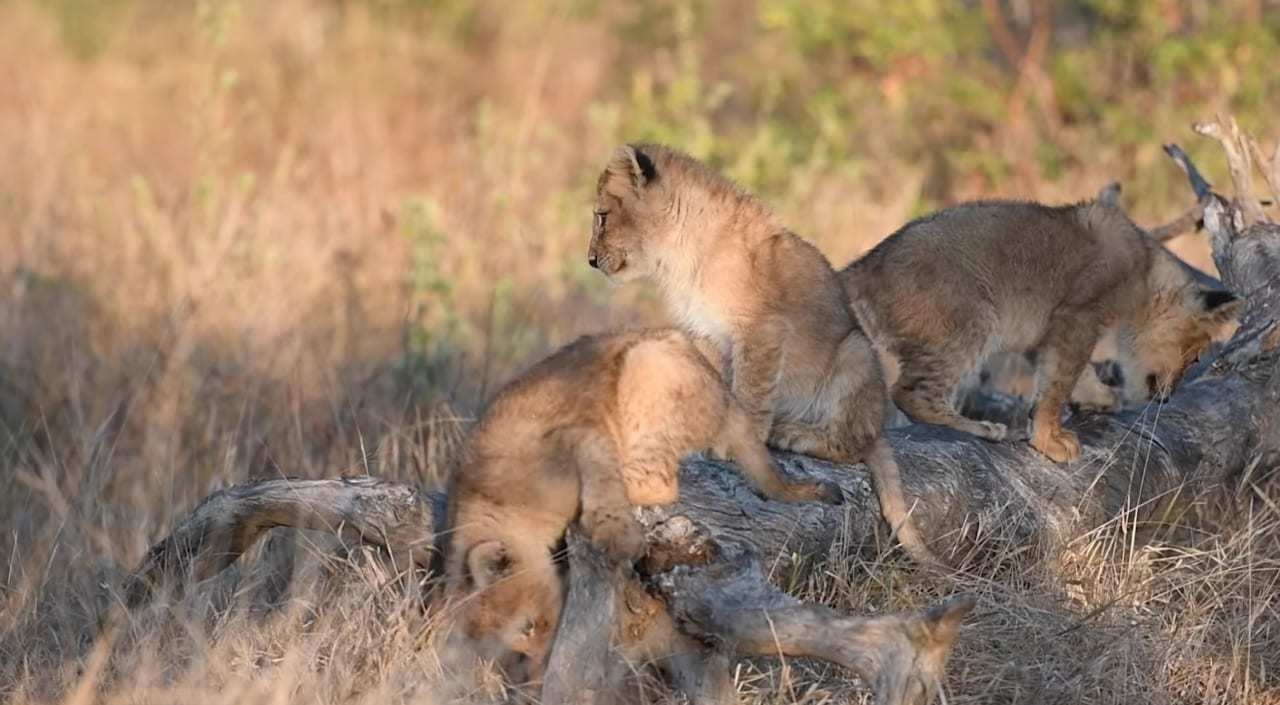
(842, 199), (1242, 463)
(442, 328), (833, 686)
(589, 144), (935, 564)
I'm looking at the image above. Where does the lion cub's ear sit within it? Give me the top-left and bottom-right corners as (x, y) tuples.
(465, 540), (512, 589)
(605, 144), (658, 195)
(1198, 289), (1243, 340)
(1095, 181), (1123, 207)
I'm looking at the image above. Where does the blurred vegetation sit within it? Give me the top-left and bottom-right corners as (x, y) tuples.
(357, 0), (1280, 206)
(32, 0), (1280, 199)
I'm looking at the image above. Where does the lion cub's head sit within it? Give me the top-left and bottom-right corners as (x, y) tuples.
(589, 144), (704, 282)
(1085, 200), (1243, 404)
(1124, 274), (1241, 401)
(448, 539), (564, 687)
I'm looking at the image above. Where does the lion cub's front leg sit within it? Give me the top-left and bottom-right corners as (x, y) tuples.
(729, 325), (787, 445)
(575, 434), (648, 563)
(579, 502), (646, 564)
(1028, 312), (1101, 463)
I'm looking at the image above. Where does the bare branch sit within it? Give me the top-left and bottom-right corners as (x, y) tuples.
(980, 0), (1025, 72)
(544, 532), (746, 705)
(1167, 134), (1280, 294)
(1246, 134), (1280, 214)
(541, 532), (633, 705)
(124, 477), (440, 608)
(980, 0), (1061, 139)
(1147, 201), (1206, 242)
(655, 547), (975, 705)
(1194, 116), (1268, 227)
(1163, 143), (1214, 201)
(1202, 196), (1280, 298)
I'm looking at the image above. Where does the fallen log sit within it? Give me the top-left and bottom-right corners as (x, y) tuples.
(122, 477), (444, 609)
(121, 123), (1280, 705)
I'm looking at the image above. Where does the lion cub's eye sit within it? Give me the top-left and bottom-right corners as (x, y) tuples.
(521, 619), (538, 637)
(593, 210), (608, 231)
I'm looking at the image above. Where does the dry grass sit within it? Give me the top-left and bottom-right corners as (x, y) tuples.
(1, 1), (1277, 703)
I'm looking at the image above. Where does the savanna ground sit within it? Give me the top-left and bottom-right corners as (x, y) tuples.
(1, 1), (1279, 703)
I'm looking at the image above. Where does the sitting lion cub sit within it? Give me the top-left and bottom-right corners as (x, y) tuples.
(840, 199), (1241, 463)
(443, 328), (833, 686)
(588, 143), (935, 564)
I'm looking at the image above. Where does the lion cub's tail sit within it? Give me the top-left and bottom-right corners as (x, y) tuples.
(866, 438), (940, 566)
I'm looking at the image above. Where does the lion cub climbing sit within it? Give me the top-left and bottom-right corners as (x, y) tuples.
(443, 328), (832, 685)
(588, 143), (935, 564)
(840, 199), (1241, 463)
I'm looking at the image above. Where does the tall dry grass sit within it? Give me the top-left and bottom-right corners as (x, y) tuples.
(0, 1), (1277, 703)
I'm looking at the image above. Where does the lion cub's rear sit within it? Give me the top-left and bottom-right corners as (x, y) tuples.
(588, 144), (935, 564)
(443, 328), (831, 686)
(841, 200), (1241, 463)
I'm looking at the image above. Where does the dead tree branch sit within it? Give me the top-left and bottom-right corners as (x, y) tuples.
(1147, 202), (1207, 243)
(123, 477), (441, 608)
(1163, 143), (1214, 201)
(540, 532), (634, 705)
(1245, 130), (1280, 212)
(653, 546), (975, 705)
(1194, 116), (1270, 227)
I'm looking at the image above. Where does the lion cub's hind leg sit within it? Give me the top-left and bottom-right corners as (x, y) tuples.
(893, 347), (1008, 442)
(769, 329), (886, 464)
(717, 401), (842, 504)
(617, 336), (835, 508)
(779, 331), (935, 562)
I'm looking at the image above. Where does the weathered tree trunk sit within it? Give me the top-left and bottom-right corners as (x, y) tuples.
(123, 477), (444, 608)
(122, 124), (1280, 705)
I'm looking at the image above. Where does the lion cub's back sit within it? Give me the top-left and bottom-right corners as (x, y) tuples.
(470, 329), (722, 453)
(845, 201), (1143, 349)
(612, 329), (730, 441)
(860, 201), (1096, 292)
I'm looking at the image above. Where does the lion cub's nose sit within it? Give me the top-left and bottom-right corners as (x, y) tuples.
(588, 253), (599, 268)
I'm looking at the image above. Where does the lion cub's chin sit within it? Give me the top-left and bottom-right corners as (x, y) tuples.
(603, 265), (645, 284)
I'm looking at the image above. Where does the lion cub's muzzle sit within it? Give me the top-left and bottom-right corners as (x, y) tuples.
(588, 249), (627, 276)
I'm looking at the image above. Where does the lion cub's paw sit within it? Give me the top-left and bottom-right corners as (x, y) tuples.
(776, 479), (844, 505)
(706, 440), (734, 462)
(1030, 426), (1081, 463)
(581, 508), (646, 563)
(809, 480), (845, 505)
(974, 420), (1009, 442)
(1070, 383), (1122, 415)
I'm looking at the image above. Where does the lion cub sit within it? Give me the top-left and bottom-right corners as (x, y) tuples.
(443, 328), (832, 685)
(588, 143), (935, 564)
(841, 199), (1241, 463)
